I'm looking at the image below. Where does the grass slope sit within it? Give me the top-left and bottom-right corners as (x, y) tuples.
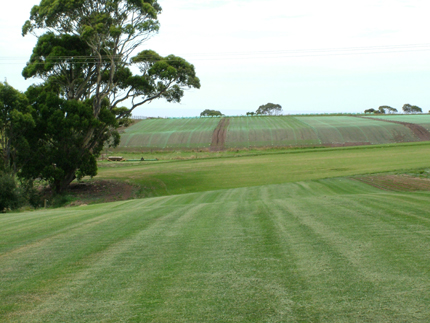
(99, 142), (430, 197)
(2, 179), (430, 321)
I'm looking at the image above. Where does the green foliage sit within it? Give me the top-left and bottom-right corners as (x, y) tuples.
(22, 0), (161, 37)
(402, 104), (422, 114)
(256, 103), (282, 115)
(364, 108), (375, 114)
(0, 172), (19, 212)
(18, 179), (41, 208)
(200, 109), (223, 117)
(20, 0), (200, 192)
(379, 105), (397, 114)
(18, 85), (122, 192)
(0, 82), (35, 172)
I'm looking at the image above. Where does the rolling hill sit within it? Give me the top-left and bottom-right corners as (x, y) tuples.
(118, 115), (430, 150)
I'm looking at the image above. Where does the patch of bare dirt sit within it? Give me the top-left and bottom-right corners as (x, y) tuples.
(210, 118), (230, 151)
(354, 175), (430, 192)
(326, 142), (372, 147)
(66, 180), (138, 205)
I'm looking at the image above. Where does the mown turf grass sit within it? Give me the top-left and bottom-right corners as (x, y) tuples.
(98, 142), (430, 197)
(1, 179), (430, 322)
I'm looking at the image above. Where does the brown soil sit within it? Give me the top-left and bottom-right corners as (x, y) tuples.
(356, 116), (430, 141)
(65, 180), (138, 206)
(354, 175), (430, 192)
(326, 142), (372, 147)
(210, 118), (230, 151)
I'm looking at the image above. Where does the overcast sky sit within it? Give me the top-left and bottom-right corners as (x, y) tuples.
(1, 0), (430, 117)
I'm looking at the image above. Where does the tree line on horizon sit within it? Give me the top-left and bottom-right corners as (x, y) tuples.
(365, 104), (424, 114)
(200, 103), (283, 118)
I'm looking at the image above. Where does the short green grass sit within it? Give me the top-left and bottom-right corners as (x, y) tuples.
(99, 142), (430, 197)
(1, 179), (430, 321)
(2, 142), (430, 321)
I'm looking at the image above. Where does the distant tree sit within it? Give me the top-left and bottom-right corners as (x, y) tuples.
(256, 103), (282, 115)
(377, 106), (387, 114)
(402, 104), (422, 113)
(200, 109), (223, 117)
(379, 106), (397, 114)
(364, 108), (375, 114)
(246, 112), (255, 116)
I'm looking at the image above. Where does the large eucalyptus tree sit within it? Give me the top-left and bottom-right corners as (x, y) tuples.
(21, 0), (200, 192)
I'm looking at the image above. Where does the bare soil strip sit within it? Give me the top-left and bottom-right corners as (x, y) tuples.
(65, 180), (138, 205)
(358, 116), (430, 141)
(210, 118), (230, 151)
(327, 141), (372, 147)
(354, 174), (430, 192)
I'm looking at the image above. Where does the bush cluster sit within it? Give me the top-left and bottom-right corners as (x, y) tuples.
(0, 172), (40, 212)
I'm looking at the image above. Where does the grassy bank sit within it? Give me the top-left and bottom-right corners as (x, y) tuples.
(98, 142), (430, 197)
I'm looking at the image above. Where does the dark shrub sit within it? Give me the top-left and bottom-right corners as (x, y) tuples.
(0, 172), (19, 212)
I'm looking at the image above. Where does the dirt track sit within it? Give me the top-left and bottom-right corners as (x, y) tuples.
(357, 116), (430, 141)
(354, 174), (430, 192)
(210, 118), (230, 151)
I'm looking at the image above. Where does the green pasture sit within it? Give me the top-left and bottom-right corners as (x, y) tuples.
(366, 114), (430, 131)
(99, 142), (430, 197)
(2, 178), (430, 322)
(2, 141), (430, 321)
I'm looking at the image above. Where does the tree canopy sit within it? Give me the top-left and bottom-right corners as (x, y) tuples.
(378, 106), (397, 114)
(256, 103), (282, 115)
(0, 82), (35, 173)
(21, 0), (200, 192)
(200, 109), (223, 117)
(402, 104), (422, 114)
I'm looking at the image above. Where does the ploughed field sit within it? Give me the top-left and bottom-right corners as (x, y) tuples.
(2, 143), (430, 322)
(118, 115), (430, 150)
(364, 114), (430, 131)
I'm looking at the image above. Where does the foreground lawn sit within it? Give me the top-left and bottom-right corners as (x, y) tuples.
(98, 142), (430, 197)
(1, 178), (430, 322)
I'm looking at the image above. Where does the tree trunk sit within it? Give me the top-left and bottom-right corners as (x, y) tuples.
(55, 171), (76, 194)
